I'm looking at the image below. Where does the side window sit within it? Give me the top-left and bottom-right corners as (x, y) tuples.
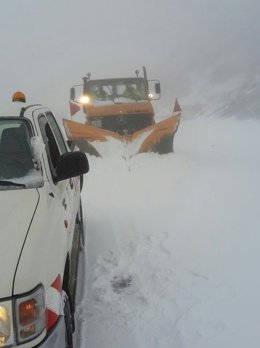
(46, 112), (67, 155)
(38, 115), (61, 175)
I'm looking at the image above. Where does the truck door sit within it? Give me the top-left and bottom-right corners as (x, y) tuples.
(34, 110), (79, 251)
(45, 111), (80, 218)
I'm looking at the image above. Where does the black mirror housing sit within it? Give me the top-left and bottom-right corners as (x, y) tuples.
(55, 151), (89, 182)
(70, 88), (76, 101)
(155, 82), (161, 94)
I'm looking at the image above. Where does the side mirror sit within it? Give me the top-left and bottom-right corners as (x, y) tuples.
(70, 88), (75, 101)
(55, 151), (89, 182)
(155, 82), (161, 94)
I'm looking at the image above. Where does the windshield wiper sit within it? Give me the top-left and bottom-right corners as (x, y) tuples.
(0, 180), (26, 188)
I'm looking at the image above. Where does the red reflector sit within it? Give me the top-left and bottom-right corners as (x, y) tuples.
(19, 299), (39, 326)
(51, 274), (62, 293)
(46, 274), (62, 332)
(46, 309), (58, 331)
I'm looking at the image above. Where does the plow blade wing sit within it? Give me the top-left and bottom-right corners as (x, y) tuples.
(63, 119), (122, 156)
(131, 112), (181, 154)
(63, 111), (181, 156)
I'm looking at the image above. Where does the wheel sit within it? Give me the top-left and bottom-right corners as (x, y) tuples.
(64, 295), (74, 348)
(67, 201), (84, 332)
(62, 262), (75, 333)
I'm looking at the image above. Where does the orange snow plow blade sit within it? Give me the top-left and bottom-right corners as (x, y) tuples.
(63, 120), (121, 156)
(63, 111), (181, 156)
(130, 112), (181, 154)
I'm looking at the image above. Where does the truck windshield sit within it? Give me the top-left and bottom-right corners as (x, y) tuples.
(88, 78), (148, 103)
(0, 119), (43, 190)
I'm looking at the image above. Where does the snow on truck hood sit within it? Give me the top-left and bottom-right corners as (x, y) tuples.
(0, 189), (39, 298)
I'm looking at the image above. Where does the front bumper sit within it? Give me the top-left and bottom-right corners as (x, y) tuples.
(34, 316), (66, 348)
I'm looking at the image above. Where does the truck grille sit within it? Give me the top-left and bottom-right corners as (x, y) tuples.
(92, 114), (154, 135)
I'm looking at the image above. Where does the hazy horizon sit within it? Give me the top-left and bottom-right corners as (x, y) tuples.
(1, 0), (260, 118)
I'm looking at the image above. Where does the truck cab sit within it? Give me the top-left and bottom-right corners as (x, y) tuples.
(0, 97), (88, 347)
(70, 67), (161, 136)
(82, 77), (155, 135)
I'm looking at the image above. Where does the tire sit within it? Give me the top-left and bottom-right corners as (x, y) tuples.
(64, 295), (74, 348)
(77, 199), (85, 248)
(63, 260), (75, 333)
(63, 201), (84, 342)
(79, 174), (83, 192)
(68, 200), (84, 332)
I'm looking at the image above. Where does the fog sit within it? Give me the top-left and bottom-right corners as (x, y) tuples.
(1, 0), (260, 118)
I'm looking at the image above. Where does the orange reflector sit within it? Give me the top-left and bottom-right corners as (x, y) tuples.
(18, 299), (39, 326)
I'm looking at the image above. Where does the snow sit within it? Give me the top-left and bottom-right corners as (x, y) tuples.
(75, 99), (260, 346)
(31, 136), (45, 167)
(0, 169), (43, 189)
(90, 128), (154, 158)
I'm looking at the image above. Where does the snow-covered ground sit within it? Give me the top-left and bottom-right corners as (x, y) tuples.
(75, 101), (260, 347)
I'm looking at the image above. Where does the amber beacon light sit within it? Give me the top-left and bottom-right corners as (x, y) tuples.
(12, 91), (26, 103)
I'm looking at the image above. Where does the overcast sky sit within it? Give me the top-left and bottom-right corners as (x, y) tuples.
(1, 0), (260, 118)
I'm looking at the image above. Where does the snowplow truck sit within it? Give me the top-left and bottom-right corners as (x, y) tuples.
(63, 67), (181, 156)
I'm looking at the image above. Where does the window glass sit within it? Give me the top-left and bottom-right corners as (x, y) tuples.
(88, 78), (148, 101)
(38, 115), (60, 174)
(46, 112), (67, 155)
(0, 118), (43, 189)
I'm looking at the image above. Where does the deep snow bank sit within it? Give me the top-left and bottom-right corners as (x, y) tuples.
(77, 115), (260, 348)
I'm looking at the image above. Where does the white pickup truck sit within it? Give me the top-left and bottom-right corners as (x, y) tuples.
(0, 97), (89, 348)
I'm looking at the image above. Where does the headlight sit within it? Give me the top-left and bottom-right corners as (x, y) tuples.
(0, 302), (14, 347)
(0, 306), (10, 345)
(79, 95), (90, 104)
(15, 285), (45, 344)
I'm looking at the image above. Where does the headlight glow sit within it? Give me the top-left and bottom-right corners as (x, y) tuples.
(0, 301), (15, 347)
(79, 95), (90, 105)
(0, 304), (13, 347)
